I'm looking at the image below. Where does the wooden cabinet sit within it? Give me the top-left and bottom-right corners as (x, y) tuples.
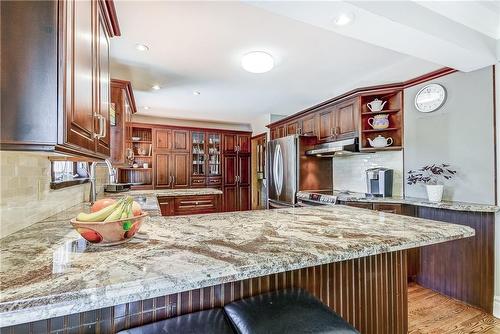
(223, 133), (250, 154)
(155, 128), (172, 151)
(110, 80), (137, 165)
(190, 131), (222, 187)
(301, 114), (316, 136)
(171, 153), (189, 188)
(158, 194), (221, 216)
(172, 130), (189, 151)
(286, 121), (300, 136)
(154, 153), (189, 189)
(318, 106), (335, 142)
(223, 133), (238, 154)
(372, 203), (403, 214)
(342, 202), (373, 210)
(223, 151), (250, 212)
(335, 98), (359, 140)
(0, 0), (120, 159)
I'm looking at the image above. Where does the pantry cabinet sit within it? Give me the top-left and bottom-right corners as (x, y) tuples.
(0, 0), (120, 159)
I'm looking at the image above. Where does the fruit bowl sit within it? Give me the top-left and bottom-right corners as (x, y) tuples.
(70, 212), (148, 246)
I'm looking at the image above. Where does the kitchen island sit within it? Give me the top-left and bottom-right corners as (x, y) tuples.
(0, 196), (473, 334)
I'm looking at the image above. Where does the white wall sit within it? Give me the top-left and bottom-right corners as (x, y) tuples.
(332, 151), (404, 196)
(404, 67), (496, 204)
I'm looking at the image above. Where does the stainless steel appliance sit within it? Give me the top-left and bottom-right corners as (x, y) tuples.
(267, 135), (332, 208)
(305, 138), (360, 157)
(366, 168), (393, 197)
(296, 190), (337, 206)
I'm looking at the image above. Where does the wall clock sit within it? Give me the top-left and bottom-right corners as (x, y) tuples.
(414, 83), (447, 113)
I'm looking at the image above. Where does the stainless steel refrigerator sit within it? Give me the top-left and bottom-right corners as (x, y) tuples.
(267, 135), (332, 208)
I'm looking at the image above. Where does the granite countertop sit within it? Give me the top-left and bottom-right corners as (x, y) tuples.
(305, 190), (500, 213)
(0, 203), (474, 326)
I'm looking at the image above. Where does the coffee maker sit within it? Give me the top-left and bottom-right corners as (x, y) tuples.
(366, 168), (393, 197)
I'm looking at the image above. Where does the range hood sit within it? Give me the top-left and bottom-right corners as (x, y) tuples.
(305, 138), (364, 157)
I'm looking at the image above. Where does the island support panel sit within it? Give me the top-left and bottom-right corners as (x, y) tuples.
(2, 250), (407, 334)
(415, 207), (495, 313)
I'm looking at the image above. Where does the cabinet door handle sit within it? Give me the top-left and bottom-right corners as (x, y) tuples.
(100, 115), (106, 139)
(169, 175), (173, 187)
(93, 113), (101, 138)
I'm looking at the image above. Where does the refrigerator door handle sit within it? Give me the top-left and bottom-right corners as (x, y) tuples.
(273, 143), (284, 197)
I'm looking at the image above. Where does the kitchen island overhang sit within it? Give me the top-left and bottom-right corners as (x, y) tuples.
(0, 203), (474, 333)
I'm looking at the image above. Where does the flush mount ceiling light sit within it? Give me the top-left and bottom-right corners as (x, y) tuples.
(193, 91), (201, 95)
(241, 51), (274, 74)
(143, 106), (150, 110)
(152, 85), (160, 90)
(135, 44), (149, 51)
(334, 12), (354, 26)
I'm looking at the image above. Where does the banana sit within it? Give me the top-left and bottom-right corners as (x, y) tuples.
(104, 197), (132, 222)
(77, 199), (123, 222)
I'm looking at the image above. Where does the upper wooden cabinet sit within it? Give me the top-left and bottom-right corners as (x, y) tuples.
(223, 133), (250, 154)
(172, 130), (189, 151)
(334, 98), (359, 140)
(110, 80), (137, 165)
(301, 114), (317, 136)
(318, 106), (336, 142)
(0, 0), (121, 159)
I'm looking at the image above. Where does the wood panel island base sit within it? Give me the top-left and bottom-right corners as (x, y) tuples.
(0, 203), (473, 334)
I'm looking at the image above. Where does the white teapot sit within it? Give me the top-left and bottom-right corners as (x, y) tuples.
(367, 98), (387, 112)
(367, 135), (393, 148)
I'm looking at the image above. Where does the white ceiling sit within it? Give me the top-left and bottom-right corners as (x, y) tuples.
(110, 1), (498, 125)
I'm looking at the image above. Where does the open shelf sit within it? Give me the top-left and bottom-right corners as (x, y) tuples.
(359, 89), (403, 151)
(359, 146), (403, 152)
(361, 109), (400, 116)
(361, 127), (399, 133)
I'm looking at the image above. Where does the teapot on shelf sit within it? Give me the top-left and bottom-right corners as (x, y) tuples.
(367, 98), (387, 112)
(368, 135), (393, 148)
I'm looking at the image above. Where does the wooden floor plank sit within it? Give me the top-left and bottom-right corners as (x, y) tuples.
(409, 283), (500, 334)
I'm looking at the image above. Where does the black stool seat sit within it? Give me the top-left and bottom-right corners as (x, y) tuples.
(224, 288), (359, 334)
(117, 308), (235, 334)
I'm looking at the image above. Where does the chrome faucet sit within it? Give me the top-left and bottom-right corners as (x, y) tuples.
(89, 159), (116, 204)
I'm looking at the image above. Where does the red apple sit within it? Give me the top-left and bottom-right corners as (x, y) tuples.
(91, 198), (116, 212)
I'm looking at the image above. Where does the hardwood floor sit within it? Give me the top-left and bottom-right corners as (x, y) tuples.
(408, 283), (500, 334)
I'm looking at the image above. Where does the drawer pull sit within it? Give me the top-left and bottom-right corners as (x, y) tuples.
(159, 202), (169, 205)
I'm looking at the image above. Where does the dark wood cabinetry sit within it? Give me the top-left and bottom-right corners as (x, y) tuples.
(110, 80), (137, 165)
(220, 132), (251, 211)
(267, 87), (403, 153)
(0, 0), (120, 159)
(158, 194), (221, 216)
(153, 128), (189, 189)
(125, 123), (250, 198)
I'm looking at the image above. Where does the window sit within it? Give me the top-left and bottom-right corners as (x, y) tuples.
(50, 161), (90, 189)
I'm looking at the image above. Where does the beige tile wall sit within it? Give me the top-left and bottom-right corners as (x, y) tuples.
(332, 151), (404, 196)
(0, 151), (108, 239)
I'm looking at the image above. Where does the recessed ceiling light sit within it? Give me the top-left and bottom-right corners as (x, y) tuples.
(241, 51), (274, 74)
(193, 91), (201, 95)
(152, 85), (160, 90)
(334, 13), (354, 26)
(143, 106), (150, 110)
(135, 44), (149, 51)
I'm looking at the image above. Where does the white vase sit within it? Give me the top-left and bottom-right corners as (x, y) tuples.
(426, 184), (444, 202)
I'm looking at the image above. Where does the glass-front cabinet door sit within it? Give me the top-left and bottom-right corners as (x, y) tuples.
(191, 131), (206, 176)
(207, 132), (221, 176)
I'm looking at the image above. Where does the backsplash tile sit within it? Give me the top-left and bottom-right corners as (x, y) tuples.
(0, 152), (107, 239)
(332, 151), (404, 196)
